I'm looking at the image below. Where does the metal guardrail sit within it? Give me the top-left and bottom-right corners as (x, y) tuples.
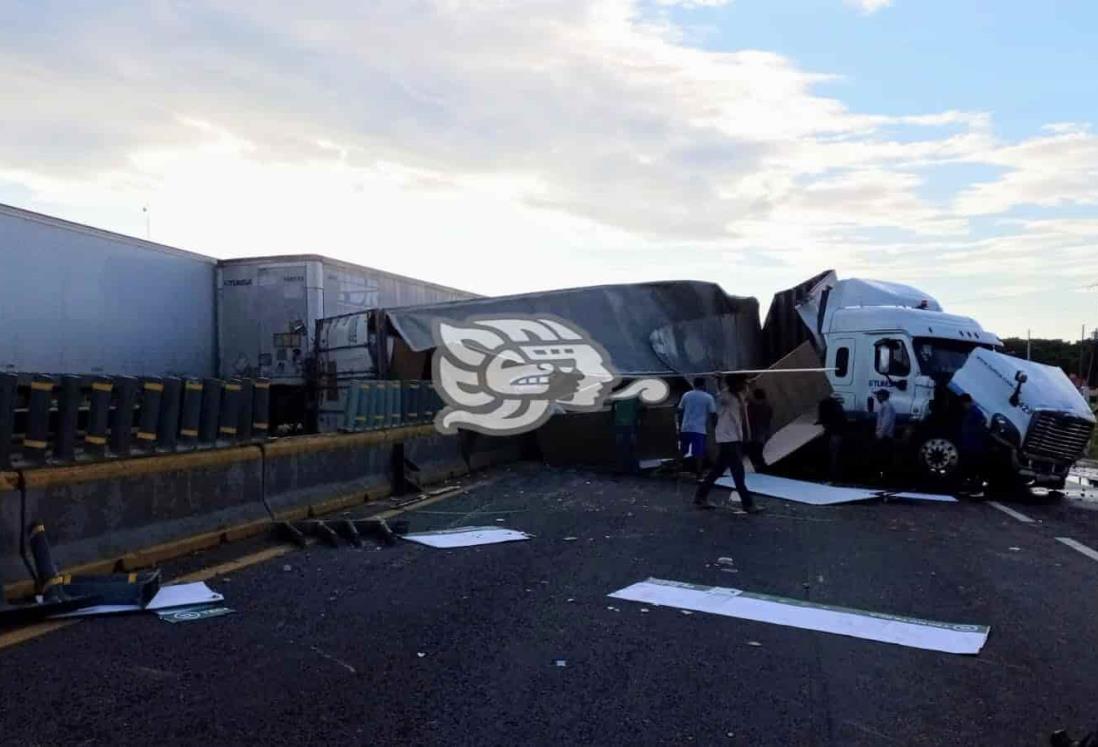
(329, 380), (443, 432)
(0, 373), (271, 469)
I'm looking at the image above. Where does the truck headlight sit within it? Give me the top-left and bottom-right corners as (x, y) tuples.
(990, 414), (1021, 445)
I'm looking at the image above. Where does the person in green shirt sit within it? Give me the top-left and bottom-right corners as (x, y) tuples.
(611, 396), (641, 474)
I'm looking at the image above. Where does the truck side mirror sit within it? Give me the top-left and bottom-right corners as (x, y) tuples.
(1009, 370), (1027, 406)
(876, 345), (891, 373)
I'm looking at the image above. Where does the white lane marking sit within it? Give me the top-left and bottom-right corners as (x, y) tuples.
(987, 501), (1035, 524)
(1055, 537), (1098, 563)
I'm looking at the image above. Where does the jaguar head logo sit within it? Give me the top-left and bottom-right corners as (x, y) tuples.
(431, 315), (668, 435)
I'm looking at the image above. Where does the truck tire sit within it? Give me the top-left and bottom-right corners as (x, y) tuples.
(917, 435), (961, 481)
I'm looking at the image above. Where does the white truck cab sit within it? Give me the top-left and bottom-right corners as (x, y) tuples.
(823, 306), (1001, 425)
(795, 273), (1095, 486)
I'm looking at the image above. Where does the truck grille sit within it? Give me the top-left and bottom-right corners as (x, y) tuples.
(1024, 412), (1095, 463)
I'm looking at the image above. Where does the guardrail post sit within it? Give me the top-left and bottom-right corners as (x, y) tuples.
(343, 380), (361, 431)
(198, 378), (222, 446)
(356, 381), (371, 431)
(408, 380), (421, 424)
(158, 377), (182, 451)
(25, 375), (55, 463)
(219, 379), (242, 444)
(137, 378), (163, 450)
(85, 378), (112, 456)
(422, 381), (439, 424)
(179, 379), (203, 447)
(0, 373), (16, 469)
(252, 379), (270, 440)
(54, 375), (81, 462)
(370, 382), (385, 431)
(237, 379), (254, 441)
(389, 380), (402, 428)
(109, 376), (138, 457)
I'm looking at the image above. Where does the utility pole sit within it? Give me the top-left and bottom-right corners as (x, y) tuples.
(142, 205), (150, 240)
(1081, 324), (1087, 377)
(1026, 329), (1031, 361)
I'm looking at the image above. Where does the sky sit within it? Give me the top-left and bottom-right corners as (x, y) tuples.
(1, 0), (1096, 340)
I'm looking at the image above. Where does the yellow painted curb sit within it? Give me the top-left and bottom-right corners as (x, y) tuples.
(18, 446), (263, 489)
(118, 531), (225, 571)
(6, 424), (444, 490)
(263, 424), (436, 458)
(308, 490), (373, 518)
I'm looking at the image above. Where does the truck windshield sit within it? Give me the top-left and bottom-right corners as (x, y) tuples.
(913, 338), (984, 381)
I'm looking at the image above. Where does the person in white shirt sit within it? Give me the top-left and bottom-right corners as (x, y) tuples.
(694, 375), (763, 513)
(677, 377), (716, 479)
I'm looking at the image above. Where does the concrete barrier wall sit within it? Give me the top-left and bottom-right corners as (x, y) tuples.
(0, 448), (266, 589)
(1, 425), (522, 594)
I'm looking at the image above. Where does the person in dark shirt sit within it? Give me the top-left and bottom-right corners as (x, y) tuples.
(817, 396), (847, 482)
(612, 397), (641, 475)
(746, 388), (772, 472)
(958, 393), (988, 491)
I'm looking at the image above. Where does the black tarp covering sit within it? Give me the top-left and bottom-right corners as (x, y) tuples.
(760, 269), (834, 366)
(386, 280), (762, 377)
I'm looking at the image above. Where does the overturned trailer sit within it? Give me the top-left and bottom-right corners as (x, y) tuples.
(358, 272), (1094, 489)
(316, 281), (778, 463)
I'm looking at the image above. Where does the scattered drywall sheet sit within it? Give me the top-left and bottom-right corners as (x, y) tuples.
(147, 583), (223, 610)
(52, 582), (224, 619)
(609, 578), (989, 655)
(885, 491), (958, 503)
(716, 473), (879, 505)
(402, 526), (532, 549)
(158, 606), (235, 623)
(763, 412), (824, 465)
(639, 458), (671, 469)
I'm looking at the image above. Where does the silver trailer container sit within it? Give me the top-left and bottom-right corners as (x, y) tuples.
(217, 255), (475, 385)
(0, 202), (217, 377)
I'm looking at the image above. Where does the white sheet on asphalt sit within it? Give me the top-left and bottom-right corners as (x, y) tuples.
(609, 578), (989, 655)
(716, 473), (880, 505)
(52, 582), (224, 618)
(886, 491), (958, 503)
(402, 526), (531, 548)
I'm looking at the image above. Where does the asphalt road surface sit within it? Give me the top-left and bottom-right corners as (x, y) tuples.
(2, 463), (1097, 746)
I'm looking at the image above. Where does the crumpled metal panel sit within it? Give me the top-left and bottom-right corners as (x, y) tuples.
(387, 280), (761, 377)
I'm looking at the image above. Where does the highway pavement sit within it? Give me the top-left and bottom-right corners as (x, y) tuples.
(1, 463), (1097, 746)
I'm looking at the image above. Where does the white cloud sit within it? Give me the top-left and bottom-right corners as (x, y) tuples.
(954, 125), (1098, 215)
(654, 0), (733, 6)
(0, 0), (1093, 339)
(844, 0), (893, 14)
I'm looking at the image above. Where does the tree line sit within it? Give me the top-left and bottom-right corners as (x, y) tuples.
(1001, 337), (1098, 384)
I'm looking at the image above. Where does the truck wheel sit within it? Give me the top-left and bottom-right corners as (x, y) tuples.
(918, 436), (961, 480)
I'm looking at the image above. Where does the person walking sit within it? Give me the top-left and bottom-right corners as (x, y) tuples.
(817, 395), (847, 482)
(694, 376), (763, 514)
(873, 388), (897, 482)
(611, 397), (641, 475)
(677, 377), (716, 479)
(746, 388), (772, 472)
